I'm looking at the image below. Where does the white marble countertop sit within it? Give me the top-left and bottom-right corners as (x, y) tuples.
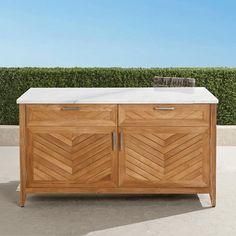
(16, 87), (218, 104)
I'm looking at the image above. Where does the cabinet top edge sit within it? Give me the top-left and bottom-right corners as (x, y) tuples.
(17, 87), (219, 104)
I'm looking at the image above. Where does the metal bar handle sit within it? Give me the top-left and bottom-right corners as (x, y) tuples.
(120, 130), (123, 151)
(153, 107), (175, 111)
(61, 107), (81, 111)
(112, 132), (117, 151)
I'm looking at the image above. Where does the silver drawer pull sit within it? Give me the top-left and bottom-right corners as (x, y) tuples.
(153, 107), (175, 111)
(112, 132), (117, 151)
(61, 107), (81, 111)
(120, 130), (123, 151)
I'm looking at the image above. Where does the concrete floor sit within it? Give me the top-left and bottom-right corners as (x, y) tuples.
(0, 146), (236, 236)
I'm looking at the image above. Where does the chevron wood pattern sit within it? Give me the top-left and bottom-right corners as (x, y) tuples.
(27, 104), (117, 127)
(119, 104), (209, 127)
(119, 127), (209, 187)
(28, 128), (117, 187)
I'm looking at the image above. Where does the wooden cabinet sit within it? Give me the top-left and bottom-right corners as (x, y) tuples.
(19, 103), (216, 207)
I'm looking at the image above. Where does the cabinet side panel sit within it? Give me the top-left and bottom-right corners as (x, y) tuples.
(210, 104), (217, 206)
(19, 104), (27, 205)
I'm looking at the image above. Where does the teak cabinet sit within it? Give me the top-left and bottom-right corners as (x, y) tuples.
(19, 104), (216, 207)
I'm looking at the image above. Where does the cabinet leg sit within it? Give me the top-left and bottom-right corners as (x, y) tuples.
(210, 191), (216, 207)
(20, 190), (26, 207)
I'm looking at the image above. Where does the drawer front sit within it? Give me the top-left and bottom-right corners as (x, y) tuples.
(27, 104), (117, 127)
(119, 104), (210, 126)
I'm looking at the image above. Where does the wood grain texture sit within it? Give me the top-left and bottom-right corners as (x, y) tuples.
(19, 103), (217, 206)
(119, 127), (209, 188)
(27, 127), (118, 188)
(210, 104), (217, 207)
(27, 104), (117, 127)
(19, 104), (27, 207)
(25, 187), (210, 194)
(119, 104), (210, 127)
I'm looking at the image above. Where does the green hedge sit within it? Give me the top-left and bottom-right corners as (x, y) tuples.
(0, 67), (236, 125)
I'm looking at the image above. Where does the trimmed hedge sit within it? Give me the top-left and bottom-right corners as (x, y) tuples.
(0, 67), (236, 125)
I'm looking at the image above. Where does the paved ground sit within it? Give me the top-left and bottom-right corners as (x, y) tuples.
(0, 146), (236, 236)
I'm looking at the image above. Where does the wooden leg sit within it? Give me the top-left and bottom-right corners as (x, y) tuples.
(210, 191), (216, 207)
(20, 188), (26, 207)
(210, 154), (216, 207)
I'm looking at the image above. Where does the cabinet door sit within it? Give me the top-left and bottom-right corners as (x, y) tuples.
(27, 127), (118, 187)
(119, 127), (209, 187)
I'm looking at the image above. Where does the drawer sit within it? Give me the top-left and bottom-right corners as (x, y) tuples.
(27, 104), (117, 127)
(119, 104), (210, 126)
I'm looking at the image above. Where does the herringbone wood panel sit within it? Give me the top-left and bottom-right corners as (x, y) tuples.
(119, 104), (209, 127)
(27, 104), (117, 127)
(28, 129), (116, 186)
(120, 127), (209, 187)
